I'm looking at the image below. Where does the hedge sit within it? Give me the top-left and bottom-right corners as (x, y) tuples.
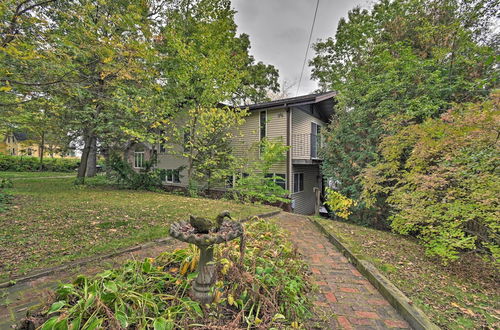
(0, 154), (79, 172)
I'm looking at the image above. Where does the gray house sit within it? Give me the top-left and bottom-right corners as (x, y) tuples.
(129, 92), (335, 214)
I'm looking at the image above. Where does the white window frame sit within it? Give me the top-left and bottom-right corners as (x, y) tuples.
(165, 169), (180, 184)
(134, 151), (145, 169)
(293, 172), (304, 193)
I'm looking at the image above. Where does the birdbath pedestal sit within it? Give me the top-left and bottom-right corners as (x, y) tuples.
(169, 219), (243, 304)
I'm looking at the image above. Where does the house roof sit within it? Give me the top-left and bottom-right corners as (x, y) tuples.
(243, 91), (336, 111)
(12, 131), (29, 141)
(241, 91), (336, 123)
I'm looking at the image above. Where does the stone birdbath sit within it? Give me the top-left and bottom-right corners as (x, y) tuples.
(169, 211), (243, 304)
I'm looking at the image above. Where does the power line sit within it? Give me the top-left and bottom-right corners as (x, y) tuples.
(296, 0), (320, 96)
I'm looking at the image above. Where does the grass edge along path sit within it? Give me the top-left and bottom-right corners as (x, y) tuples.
(312, 216), (499, 329)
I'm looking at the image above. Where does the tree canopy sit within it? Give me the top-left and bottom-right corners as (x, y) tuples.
(1, 0), (280, 180)
(311, 0), (499, 226)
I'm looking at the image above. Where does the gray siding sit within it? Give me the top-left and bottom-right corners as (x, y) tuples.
(291, 164), (321, 215)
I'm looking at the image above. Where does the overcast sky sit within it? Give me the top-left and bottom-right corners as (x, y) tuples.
(232, 0), (370, 97)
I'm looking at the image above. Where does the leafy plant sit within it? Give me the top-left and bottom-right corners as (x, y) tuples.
(362, 92), (500, 264)
(233, 138), (291, 204)
(311, 0), (498, 225)
(29, 218), (312, 328)
(324, 187), (356, 219)
(105, 153), (166, 191)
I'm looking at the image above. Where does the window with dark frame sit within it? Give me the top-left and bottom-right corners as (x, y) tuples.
(259, 111), (267, 154)
(265, 173), (287, 190)
(293, 173), (304, 193)
(260, 111), (267, 140)
(225, 175), (234, 188)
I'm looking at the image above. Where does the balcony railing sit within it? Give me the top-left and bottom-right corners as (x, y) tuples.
(292, 133), (321, 159)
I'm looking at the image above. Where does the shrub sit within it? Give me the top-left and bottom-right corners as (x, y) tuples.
(26, 218), (312, 329)
(324, 187), (356, 219)
(233, 139), (290, 204)
(362, 93), (500, 264)
(106, 153), (166, 191)
(0, 154), (79, 172)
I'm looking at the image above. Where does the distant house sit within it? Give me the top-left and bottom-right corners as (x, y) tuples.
(126, 92), (336, 214)
(0, 131), (75, 158)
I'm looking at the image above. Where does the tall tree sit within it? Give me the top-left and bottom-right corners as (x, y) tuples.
(156, 0), (278, 189)
(310, 0), (499, 225)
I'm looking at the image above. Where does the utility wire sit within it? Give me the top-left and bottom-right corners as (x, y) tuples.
(296, 0), (320, 96)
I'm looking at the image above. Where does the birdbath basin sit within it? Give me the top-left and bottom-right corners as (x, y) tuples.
(169, 217), (243, 304)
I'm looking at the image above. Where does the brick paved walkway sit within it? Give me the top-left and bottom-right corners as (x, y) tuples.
(276, 213), (411, 329)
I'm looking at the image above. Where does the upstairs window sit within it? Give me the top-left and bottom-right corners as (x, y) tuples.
(134, 150), (145, 168)
(259, 111), (267, 155)
(260, 111), (267, 141)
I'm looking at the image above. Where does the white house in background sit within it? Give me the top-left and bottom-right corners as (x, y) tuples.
(127, 91), (336, 215)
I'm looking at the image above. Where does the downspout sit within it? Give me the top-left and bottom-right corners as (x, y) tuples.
(286, 106), (292, 212)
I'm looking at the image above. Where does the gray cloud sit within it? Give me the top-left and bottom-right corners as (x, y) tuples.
(232, 0), (370, 96)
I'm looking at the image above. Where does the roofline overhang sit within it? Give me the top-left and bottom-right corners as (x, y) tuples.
(242, 91), (337, 111)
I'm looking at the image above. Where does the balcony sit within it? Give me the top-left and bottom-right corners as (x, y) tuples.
(292, 133), (322, 164)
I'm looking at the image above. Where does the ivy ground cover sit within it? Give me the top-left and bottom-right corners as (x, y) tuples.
(0, 175), (276, 281)
(314, 217), (499, 329)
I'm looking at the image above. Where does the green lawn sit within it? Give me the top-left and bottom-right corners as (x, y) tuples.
(314, 217), (499, 329)
(0, 174), (276, 281)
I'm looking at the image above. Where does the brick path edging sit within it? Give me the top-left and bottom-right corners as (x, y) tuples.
(309, 217), (440, 330)
(0, 210), (281, 290)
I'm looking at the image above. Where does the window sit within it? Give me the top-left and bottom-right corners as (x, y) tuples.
(166, 169), (180, 183)
(293, 173), (304, 193)
(27, 148), (33, 156)
(134, 151), (145, 168)
(311, 122), (321, 158)
(259, 111), (267, 141)
(265, 173), (287, 190)
(225, 175), (234, 188)
(159, 144), (166, 153)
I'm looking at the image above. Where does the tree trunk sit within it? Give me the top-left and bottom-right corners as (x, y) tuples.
(39, 132), (45, 171)
(85, 136), (97, 177)
(77, 133), (92, 184)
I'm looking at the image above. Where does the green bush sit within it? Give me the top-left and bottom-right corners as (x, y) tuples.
(106, 153), (166, 191)
(0, 154), (79, 172)
(362, 93), (500, 264)
(233, 139), (290, 204)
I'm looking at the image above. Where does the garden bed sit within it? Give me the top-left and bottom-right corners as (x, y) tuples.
(20, 219), (313, 329)
(314, 217), (499, 329)
(0, 176), (276, 281)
